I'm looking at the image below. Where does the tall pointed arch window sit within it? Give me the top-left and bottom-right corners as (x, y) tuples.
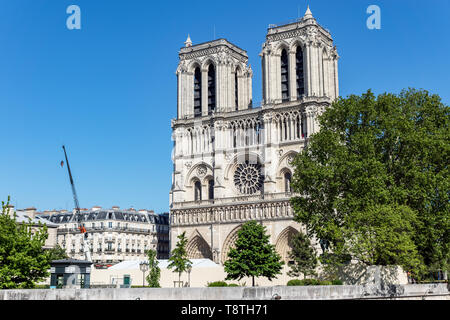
(281, 49), (290, 102)
(284, 171), (292, 193)
(296, 46), (305, 97)
(208, 179), (214, 200)
(207, 64), (216, 114)
(194, 181), (202, 201)
(194, 67), (202, 117)
(234, 68), (239, 111)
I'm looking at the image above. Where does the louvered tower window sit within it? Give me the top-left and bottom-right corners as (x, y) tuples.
(296, 47), (305, 97)
(281, 49), (290, 102)
(235, 71), (239, 111)
(194, 67), (202, 117)
(207, 64), (216, 114)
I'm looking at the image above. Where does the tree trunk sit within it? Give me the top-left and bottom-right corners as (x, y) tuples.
(252, 276), (255, 287)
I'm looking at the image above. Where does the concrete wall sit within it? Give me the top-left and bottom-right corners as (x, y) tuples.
(90, 264), (298, 288)
(89, 264), (408, 288)
(0, 284), (448, 300)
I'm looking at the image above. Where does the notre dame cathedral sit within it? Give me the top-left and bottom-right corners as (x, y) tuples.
(169, 7), (339, 265)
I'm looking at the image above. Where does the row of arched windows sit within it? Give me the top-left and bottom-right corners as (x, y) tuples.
(194, 179), (214, 201)
(194, 171), (291, 201)
(193, 64), (242, 117)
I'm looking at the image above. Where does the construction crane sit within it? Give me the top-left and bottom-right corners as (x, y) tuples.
(61, 145), (92, 262)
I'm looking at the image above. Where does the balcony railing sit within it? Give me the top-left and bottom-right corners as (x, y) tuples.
(57, 226), (155, 235)
(172, 192), (293, 209)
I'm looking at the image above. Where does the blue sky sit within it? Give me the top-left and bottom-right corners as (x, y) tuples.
(0, 0), (449, 213)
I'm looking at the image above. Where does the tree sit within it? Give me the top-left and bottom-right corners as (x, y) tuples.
(0, 197), (52, 289)
(47, 244), (69, 261)
(167, 231), (192, 286)
(287, 232), (318, 279)
(146, 249), (161, 288)
(224, 221), (284, 287)
(290, 88), (449, 280)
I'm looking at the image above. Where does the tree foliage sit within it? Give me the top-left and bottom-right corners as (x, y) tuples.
(224, 221), (284, 286)
(290, 89), (449, 279)
(0, 197), (52, 289)
(47, 244), (69, 261)
(167, 231), (192, 283)
(287, 232), (318, 279)
(146, 249), (161, 288)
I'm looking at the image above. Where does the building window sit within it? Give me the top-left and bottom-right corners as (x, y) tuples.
(296, 47), (305, 97)
(284, 171), (292, 192)
(194, 67), (202, 117)
(208, 179), (214, 200)
(235, 70), (239, 111)
(108, 222), (112, 229)
(281, 49), (289, 102)
(194, 181), (202, 201)
(207, 64), (216, 114)
(301, 114), (307, 138)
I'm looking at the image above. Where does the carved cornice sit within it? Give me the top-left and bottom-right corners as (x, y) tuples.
(180, 43), (248, 64)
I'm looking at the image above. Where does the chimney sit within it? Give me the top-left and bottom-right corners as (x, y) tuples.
(5, 205), (15, 218)
(24, 207), (37, 219)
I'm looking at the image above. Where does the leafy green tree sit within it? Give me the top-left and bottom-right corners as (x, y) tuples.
(0, 197), (52, 289)
(290, 88), (449, 280)
(224, 221), (284, 287)
(167, 231), (192, 286)
(287, 232), (318, 279)
(47, 244), (69, 261)
(146, 249), (161, 288)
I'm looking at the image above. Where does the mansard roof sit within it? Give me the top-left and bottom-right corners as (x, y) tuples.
(39, 209), (168, 225)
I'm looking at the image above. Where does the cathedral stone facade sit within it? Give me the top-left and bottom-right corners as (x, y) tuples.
(169, 8), (339, 265)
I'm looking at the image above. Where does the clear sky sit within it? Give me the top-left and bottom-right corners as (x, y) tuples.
(0, 0), (449, 213)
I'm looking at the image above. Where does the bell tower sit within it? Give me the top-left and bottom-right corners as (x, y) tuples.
(261, 6), (339, 104)
(176, 37), (253, 119)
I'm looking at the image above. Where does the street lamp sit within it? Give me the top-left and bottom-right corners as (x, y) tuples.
(187, 265), (192, 287)
(139, 261), (149, 287)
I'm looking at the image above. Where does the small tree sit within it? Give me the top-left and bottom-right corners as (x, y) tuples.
(288, 232), (318, 279)
(146, 249), (161, 288)
(224, 221), (284, 287)
(167, 231), (192, 286)
(47, 244), (69, 261)
(0, 197), (51, 289)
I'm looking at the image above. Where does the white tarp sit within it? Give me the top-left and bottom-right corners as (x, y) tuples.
(108, 258), (219, 270)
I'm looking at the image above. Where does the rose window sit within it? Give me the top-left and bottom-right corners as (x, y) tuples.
(233, 161), (263, 194)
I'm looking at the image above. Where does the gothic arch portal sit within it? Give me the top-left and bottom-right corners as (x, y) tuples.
(275, 226), (299, 263)
(186, 231), (212, 259)
(220, 225), (242, 264)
